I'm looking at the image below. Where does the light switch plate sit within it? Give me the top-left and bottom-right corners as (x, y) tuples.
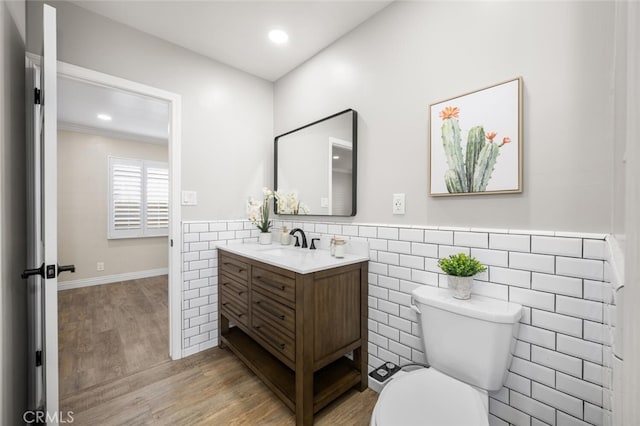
(320, 197), (329, 208)
(182, 190), (198, 206)
(393, 193), (405, 215)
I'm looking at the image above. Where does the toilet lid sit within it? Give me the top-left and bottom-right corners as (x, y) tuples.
(373, 368), (489, 426)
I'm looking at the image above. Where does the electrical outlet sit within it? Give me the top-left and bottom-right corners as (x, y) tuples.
(393, 193), (405, 215)
(97, 262), (104, 271)
(181, 190), (198, 206)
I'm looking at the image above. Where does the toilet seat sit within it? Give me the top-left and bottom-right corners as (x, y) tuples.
(371, 368), (489, 426)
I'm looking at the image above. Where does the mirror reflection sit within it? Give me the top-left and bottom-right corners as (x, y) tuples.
(275, 109), (357, 216)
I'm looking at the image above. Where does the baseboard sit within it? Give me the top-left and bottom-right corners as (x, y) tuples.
(58, 268), (168, 291)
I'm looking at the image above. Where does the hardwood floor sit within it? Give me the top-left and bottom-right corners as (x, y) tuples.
(58, 275), (169, 398)
(61, 347), (379, 425)
(59, 275), (379, 425)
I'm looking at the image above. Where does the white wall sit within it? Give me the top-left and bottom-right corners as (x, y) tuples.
(274, 1), (615, 233)
(612, 2), (627, 241)
(621, 2), (640, 424)
(57, 130), (168, 283)
(0, 0), (27, 422)
(27, 0), (274, 221)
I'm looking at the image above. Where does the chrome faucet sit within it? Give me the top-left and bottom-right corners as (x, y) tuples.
(289, 228), (308, 248)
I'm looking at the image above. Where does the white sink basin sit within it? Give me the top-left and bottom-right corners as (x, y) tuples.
(220, 242), (369, 274)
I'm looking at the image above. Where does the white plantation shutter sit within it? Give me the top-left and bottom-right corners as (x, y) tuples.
(145, 162), (169, 235)
(109, 157), (168, 239)
(109, 158), (143, 238)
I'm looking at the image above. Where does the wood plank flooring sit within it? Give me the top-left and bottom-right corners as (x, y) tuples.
(58, 276), (170, 398)
(59, 275), (379, 425)
(61, 347), (379, 425)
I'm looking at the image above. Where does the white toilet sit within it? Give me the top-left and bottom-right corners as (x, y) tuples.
(371, 285), (523, 426)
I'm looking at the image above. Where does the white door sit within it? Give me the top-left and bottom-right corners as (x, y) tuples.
(24, 5), (73, 423)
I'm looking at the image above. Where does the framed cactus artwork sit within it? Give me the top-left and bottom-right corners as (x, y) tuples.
(429, 77), (523, 196)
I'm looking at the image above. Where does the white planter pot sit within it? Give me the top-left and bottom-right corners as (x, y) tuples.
(258, 232), (272, 245)
(447, 275), (474, 300)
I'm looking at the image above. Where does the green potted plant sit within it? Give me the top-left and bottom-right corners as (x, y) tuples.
(438, 253), (487, 299)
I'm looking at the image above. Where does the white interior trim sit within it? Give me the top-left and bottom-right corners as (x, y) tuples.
(28, 54), (184, 360)
(327, 138), (333, 215)
(58, 268), (169, 291)
(622, 2), (640, 424)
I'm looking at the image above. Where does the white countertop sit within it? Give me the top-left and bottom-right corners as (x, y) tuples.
(218, 242), (369, 274)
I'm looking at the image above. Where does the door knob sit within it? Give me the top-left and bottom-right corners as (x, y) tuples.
(22, 263), (75, 279)
(57, 264), (75, 276)
(21, 263), (45, 279)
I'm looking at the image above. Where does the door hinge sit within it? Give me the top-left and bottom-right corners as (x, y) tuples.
(35, 350), (42, 367)
(171, 239), (174, 247)
(34, 88), (41, 105)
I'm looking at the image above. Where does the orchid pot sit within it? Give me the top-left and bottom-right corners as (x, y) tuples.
(258, 232), (272, 245)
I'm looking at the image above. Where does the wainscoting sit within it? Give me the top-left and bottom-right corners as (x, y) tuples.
(182, 219), (615, 426)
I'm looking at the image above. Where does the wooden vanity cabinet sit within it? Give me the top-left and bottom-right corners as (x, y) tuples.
(218, 249), (368, 426)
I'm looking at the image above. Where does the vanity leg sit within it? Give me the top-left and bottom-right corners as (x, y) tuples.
(296, 275), (315, 426)
(218, 312), (229, 349)
(354, 346), (368, 392)
(356, 263), (369, 391)
(295, 365), (313, 426)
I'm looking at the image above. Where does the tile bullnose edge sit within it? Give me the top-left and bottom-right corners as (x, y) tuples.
(605, 235), (625, 290)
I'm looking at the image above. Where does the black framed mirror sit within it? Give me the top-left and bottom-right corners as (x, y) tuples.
(274, 109), (357, 216)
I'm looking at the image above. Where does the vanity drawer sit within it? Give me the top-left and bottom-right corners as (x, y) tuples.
(220, 255), (249, 283)
(252, 311), (295, 362)
(220, 273), (248, 304)
(220, 282), (248, 311)
(252, 267), (295, 305)
(220, 295), (248, 328)
(252, 290), (295, 336)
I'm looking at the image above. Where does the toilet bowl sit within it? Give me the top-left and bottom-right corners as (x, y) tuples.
(370, 285), (522, 426)
(371, 368), (489, 426)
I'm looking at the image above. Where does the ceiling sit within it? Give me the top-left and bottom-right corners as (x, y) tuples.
(69, 1), (393, 81)
(58, 77), (169, 143)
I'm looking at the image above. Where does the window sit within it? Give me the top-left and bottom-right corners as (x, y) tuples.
(108, 156), (169, 239)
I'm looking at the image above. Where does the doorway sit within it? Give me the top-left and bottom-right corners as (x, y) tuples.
(56, 74), (175, 397)
(46, 62), (182, 402)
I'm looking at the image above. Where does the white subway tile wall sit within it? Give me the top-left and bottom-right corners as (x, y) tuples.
(182, 220), (614, 425)
(180, 220), (259, 357)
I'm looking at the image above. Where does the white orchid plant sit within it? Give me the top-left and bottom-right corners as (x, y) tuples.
(247, 187), (276, 233)
(248, 188), (310, 232)
(275, 190), (310, 215)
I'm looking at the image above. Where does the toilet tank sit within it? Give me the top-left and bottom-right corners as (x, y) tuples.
(412, 286), (522, 391)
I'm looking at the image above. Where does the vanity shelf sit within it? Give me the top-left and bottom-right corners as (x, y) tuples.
(218, 248), (368, 426)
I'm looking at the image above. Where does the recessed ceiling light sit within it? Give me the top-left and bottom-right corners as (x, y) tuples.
(268, 29), (289, 45)
(97, 114), (112, 121)
(333, 155), (340, 160)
